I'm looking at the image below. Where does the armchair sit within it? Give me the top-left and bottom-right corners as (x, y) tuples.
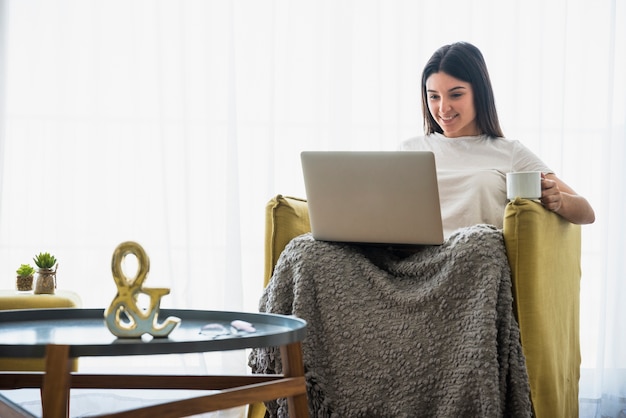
(0, 290), (81, 371)
(250, 195), (581, 418)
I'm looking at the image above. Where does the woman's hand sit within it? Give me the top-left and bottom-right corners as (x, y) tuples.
(540, 174), (562, 212)
(541, 173), (595, 224)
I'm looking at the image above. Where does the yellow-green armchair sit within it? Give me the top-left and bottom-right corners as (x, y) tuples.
(0, 290), (82, 371)
(250, 195), (581, 418)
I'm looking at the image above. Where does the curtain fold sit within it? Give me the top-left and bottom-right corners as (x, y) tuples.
(0, 0), (7, 229)
(0, 1), (623, 416)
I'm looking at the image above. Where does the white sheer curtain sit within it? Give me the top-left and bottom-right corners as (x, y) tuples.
(0, 1), (624, 416)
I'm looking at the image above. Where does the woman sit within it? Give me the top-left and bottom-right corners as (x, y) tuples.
(401, 42), (595, 237)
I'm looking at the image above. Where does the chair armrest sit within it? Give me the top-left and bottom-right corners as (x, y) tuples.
(503, 198), (581, 418)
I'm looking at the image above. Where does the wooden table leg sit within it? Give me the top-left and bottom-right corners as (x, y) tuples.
(42, 344), (72, 418)
(280, 341), (309, 418)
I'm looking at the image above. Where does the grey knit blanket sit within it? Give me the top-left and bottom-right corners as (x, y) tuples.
(249, 224), (532, 418)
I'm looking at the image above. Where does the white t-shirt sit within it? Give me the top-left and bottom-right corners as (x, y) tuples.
(400, 133), (552, 238)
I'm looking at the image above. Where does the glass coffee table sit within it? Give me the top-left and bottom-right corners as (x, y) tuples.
(0, 308), (308, 418)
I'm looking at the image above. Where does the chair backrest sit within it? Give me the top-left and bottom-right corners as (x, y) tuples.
(260, 195), (582, 418)
(264, 195), (311, 287)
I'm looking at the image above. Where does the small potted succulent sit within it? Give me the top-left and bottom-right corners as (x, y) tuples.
(16, 264), (36, 292)
(33, 252), (58, 295)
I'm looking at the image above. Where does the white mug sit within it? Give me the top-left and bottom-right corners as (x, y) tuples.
(506, 171), (542, 200)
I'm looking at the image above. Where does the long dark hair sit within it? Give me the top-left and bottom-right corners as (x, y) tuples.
(421, 42), (504, 138)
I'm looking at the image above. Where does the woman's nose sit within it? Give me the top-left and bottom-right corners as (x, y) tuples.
(439, 98), (451, 113)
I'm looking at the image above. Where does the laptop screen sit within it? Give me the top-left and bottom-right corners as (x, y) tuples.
(301, 151), (444, 245)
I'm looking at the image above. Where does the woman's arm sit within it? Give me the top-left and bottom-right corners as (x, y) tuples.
(541, 173), (595, 224)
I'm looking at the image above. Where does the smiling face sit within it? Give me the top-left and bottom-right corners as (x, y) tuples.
(425, 71), (479, 138)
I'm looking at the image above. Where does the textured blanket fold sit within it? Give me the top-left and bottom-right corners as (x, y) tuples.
(249, 224), (532, 418)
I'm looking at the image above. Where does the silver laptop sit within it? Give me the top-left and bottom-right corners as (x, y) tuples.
(300, 151), (444, 245)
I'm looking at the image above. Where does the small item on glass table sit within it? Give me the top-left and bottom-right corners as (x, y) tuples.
(231, 319), (256, 333)
(200, 320), (256, 339)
